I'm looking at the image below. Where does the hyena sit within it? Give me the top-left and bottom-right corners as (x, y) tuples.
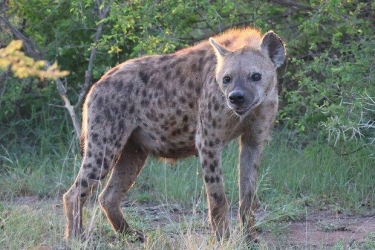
(63, 27), (286, 243)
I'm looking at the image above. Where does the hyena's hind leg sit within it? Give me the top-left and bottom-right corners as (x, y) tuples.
(98, 137), (148, 241)
(63, 128), (134, 239)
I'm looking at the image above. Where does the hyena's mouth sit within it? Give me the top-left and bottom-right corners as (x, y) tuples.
(232, 107), (248, 116)
(230, 100), (260, 116)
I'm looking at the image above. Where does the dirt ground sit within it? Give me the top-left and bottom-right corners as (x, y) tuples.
(12, 196), (375, 248)
(137, 203), (375, 248)
(261, 210), (375, 248)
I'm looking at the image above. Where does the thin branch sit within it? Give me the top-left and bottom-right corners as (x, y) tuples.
(272, 0), (315, 10)
(74, 0), (113, 110)
(44, 61), (81, 136)
(0, 15), (43, 60)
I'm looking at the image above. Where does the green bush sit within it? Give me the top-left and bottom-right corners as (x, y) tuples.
(280, 1), (375, 147)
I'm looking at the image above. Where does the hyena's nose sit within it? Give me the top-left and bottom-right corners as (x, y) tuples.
(229, 90), (245, 104)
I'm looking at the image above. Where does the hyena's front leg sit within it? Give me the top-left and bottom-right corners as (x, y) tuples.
(197, 135), (229, 240)
(238, 133), (265, 243)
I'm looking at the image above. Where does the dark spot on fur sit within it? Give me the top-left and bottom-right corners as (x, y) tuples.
(92, 133), (99, 142)
(94, 116), (101, 124)
(160, 136), (167, 142)
(115, 81), (123, 92)
(180, 96), (187, 103)
(215, 176), (220, 183)
(210, 176), (215, 183)
(204, 175), (210, 183)
(202, 159), (208, 167)
(223, 40), (231, 46)
(89, 173), (98, 180)
(211, 192), (219, 201)
(102, 158), (109, 169)
(214, 103), (220, 111)
(189, 102), (194, 108)
(198, 57), (204, 68)
(208, 151), (214, 159)
(98, 97), (103, 107)
(96, 157), (105, 167)
(207, 53), (215, 61)
(157, 81), (163, 89)
(195, 86), (201, 95)
(80, 179), (88, 187)
(159, 55), (171, 62)
(191, 62), (197, 71)
(188, 80), (194, 89)
(175, 67), (182, 77)
(209, 163), (215, 172)
(83, 163), (92, 169)
(174, 129), (181, 136)
(126, 83), (134, 93)
(139, 72), (150, 85)
(141, 99), (150, 107)
(129, 105), (135, 114)
(142, 89), (147, 97)
(118, 120), (124, 129)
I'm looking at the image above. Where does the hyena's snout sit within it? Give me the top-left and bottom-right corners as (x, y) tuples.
(228, 90), (245, 105)
(227, 89), (258, 116)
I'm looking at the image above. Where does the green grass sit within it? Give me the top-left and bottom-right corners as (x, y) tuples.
(1, 124), (375, 248)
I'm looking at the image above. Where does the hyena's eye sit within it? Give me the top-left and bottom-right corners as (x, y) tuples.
(223, 76), (231, 84)
(251, 73), (262, 82)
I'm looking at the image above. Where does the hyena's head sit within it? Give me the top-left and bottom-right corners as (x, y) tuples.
(210, 31), (285, 116)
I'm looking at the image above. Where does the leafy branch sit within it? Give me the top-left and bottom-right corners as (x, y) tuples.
(0, 40), (69, 80)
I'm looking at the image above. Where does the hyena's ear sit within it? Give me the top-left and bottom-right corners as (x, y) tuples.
(209, 38), (230, 58)
(260, 31), (286, 68)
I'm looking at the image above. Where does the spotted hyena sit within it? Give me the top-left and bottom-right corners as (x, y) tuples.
(63, 27), (286, 243)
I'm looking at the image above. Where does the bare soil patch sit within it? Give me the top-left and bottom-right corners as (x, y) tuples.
(260, 209), (375, 248)
(9, 196), (375, 248)
(133, 203), (375, 248)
